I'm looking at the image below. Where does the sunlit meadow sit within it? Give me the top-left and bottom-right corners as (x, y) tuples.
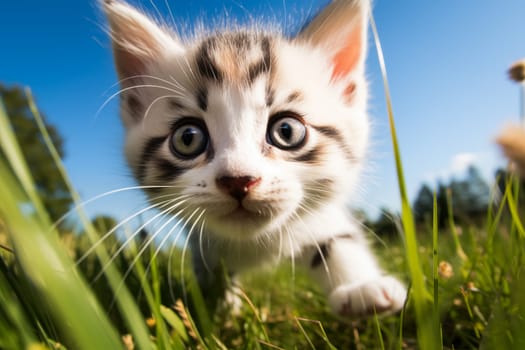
(1, 12), (525, 350)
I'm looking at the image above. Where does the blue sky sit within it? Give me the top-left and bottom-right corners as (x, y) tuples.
(1, 0), (523, 221)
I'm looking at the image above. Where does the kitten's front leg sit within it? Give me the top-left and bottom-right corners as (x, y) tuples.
(302, 234), (406, 318)
(192, 247), (243, 313)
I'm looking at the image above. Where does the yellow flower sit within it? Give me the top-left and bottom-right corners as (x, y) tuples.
(438, 261), (454, 279)
(121, 334), (134, 350)
(467, 281), (479, 292)
(146, 317), (156, 328)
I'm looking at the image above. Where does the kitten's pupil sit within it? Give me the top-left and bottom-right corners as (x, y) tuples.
(279, 123), (292, 140)
(182, 128), (196, 146)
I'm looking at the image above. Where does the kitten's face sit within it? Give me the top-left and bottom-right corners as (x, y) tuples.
(105, 1), (369, 240)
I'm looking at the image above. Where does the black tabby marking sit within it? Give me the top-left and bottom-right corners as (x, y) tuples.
(335, 233), (354, 241)
(205, 144), (215, 162)
(312, 125), (354, 162)
(266, 87), (275, 107)
(294, 146), (321, 163)
(196, 38), (223, 83)
(230, 32), (251, 49)
(316, 178), (334, 186)
(286, 91), (303, 104)
(311, 243), (330, 268)
(196, 88), (208, 111)
(154, 158), (185, 181)
(138, 136), (167, 180)
(247, 37), (272, 84)
(169, 100), (186, 110)
(310, 234), (354, 268)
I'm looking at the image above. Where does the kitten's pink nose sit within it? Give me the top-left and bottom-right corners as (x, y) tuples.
(216, 176), (261, 201)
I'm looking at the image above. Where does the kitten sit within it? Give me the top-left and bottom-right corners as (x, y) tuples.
(103, 0), (406, 317)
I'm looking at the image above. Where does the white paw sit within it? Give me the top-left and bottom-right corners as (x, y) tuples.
(328, 276), (406, 318)
(223, 285), (243, 315)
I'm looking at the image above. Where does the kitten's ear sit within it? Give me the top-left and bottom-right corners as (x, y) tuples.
(297, 0), (369, 81)
(102, 0), (184, 81)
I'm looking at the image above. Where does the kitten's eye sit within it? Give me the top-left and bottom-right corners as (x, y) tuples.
(267, 113), (307, 150)
(170, 119), (208, 159)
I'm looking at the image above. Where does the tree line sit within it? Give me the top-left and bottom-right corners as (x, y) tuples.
(369, 165), (524, 237)
(1, 85), (73, 226)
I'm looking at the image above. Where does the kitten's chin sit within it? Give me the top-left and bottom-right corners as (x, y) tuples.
(206, 206), (284, 240)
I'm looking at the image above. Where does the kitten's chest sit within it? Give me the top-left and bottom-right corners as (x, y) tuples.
(192, 232), (284, 272)
(192, 203), (357, 272)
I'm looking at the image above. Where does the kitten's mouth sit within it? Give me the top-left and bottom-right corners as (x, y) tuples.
(227, 203), (264, 219)
(216, 201), (270, 222)
(206, 199), (289, 239)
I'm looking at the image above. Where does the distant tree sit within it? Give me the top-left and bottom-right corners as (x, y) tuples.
(450, 166), (490, 220)
(92, 215), (118, 234)
(372, 208), (399, 238)
(495, 168), (507, 195)
(435, 182), (450, 227)
(421, 167), (491, 228)
(0, 84), (73, 225)
(413, 184), (434, 223)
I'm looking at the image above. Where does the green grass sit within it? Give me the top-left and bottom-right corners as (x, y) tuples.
(370, 14), (440, 350)
(2, 37), (525, 350)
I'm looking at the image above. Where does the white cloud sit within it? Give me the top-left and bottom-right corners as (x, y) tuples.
(422, 152), (481, 185)
(450, 153), (479, 174)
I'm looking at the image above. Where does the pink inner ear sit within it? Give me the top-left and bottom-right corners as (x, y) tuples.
(115, 46), (146, 80)
(332, 25), (362, 80)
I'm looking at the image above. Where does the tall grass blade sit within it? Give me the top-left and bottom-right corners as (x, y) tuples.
(370, 13), (441, 350)
(24, 89), (153, 349)
(432, 192), (443, 345)
(0, 259), (38, 349)
(0, 157), (124, 349)
(0, 101), (50, 227)
(373, 313), (385, 350)
(126, 239), (180, 349)
(505, 176), (525, 238)
(445, 189), (467, 260)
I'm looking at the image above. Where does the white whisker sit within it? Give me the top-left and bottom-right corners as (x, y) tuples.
(166, 207), (203, 303)
(175, 55), (199, 87)
(135, 205), (188, 275)
(107, 204), (188, 310)
(285, 226), (296, 289)
(91, 197), (190, 282)
(52, 185), (180, 230)
(179, 208), (206, 304)
(76, 194), (187, 265)
(198, 217), (211, 274)
(276, 225), (284, 262)
(96, 84), (185, 118)
(108, 74), (186, 92)
(141, 94), (179, 126)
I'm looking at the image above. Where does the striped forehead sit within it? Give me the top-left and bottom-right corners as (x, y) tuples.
(205, 76), (269, 151)
(194, 32), (273, 87)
